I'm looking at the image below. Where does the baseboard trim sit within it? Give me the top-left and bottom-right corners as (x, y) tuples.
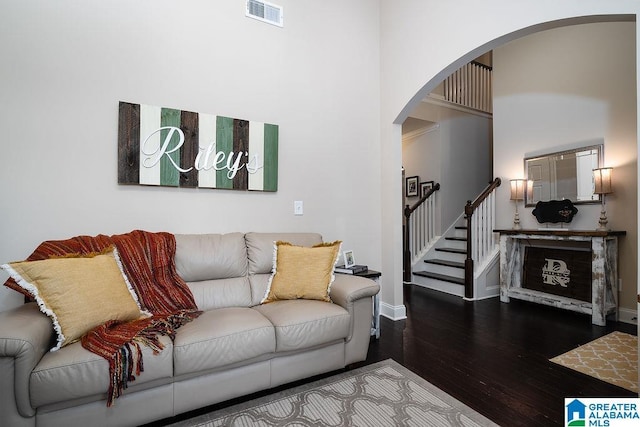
(463, 293), (499, 302)
(381, 297), (636, 325)
(380, 302), (407, 321)
(617, 307), (638, 325)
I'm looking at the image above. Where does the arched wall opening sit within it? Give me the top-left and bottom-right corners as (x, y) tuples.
(395, 15), (635, 125)
(379, 8), (638, 323)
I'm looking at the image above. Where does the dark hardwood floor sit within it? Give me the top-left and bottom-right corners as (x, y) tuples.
(148, 284), (636, 426)
(360, 284), (637, 426)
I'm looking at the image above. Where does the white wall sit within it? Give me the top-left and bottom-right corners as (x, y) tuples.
(0, 0), (381, 311)
(402, 124), (441, 217)
(3, 1), (639, 318)
(402, 126), (440, 189)
(493, 21), (637, 310)
(379, 0), (639, 315)
(439, 112), (493, 226)
(403, 106), (492, 234)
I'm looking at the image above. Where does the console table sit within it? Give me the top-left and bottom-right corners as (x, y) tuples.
(495, 229), (625, 326)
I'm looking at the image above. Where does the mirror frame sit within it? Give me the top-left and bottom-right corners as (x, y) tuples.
(524, 143), (603, 207)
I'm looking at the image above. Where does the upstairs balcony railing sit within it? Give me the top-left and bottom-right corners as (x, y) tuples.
(443, 61), (492, 113)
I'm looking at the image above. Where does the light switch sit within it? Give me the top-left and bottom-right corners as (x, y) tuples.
(294, 201), (303, 215)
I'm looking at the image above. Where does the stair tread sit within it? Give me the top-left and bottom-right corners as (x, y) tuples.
(423, 259), (465, 269)
(413, 271), (465, 285)
(455, 226), (467, 230)
(435, 247), (466, 254)
(445, 237), (467, 241)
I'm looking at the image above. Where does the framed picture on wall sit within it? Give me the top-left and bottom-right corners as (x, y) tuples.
(406, 176), (419, 197)
(420, 181), (435, 198)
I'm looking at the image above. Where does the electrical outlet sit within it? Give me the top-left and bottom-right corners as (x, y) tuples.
(294, 201), (303, 215)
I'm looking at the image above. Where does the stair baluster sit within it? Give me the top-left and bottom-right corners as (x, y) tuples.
(404, 183), (440, 282)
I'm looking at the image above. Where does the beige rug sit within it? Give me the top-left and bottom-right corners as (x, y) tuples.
(168, 359), (498, 426)
(550, 331), (638, 393)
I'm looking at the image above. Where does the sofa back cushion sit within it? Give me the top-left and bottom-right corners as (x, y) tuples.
(175, 233), (251, 310)
(245, 232), (323, 274)
(245, 232), (323, 306)
(174, 232), (325, 309)
(175, 233), (248, 280)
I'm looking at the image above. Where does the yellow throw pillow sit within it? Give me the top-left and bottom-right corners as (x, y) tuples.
(261, 240), (342, 303)
(1, 248), (145, 351)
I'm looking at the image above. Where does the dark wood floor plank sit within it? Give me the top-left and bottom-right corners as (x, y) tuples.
(360, 284), (637, 426)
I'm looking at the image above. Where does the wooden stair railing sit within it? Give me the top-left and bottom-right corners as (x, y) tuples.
(403, 183), (440, 282)
(464, 178), (501, 298)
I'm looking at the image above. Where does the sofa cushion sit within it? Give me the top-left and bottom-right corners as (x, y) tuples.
(187, 277), (252, 310)
(2, 248), (144, 351)
(30, 334), (173, 408)
(253, 300), (350, 352)
(175, 233), (248, 281)
(245, 232), (323, 275)
(262, 241), (341, 303)
(173, 307), (275, 376)
(175, 233), (252, 310)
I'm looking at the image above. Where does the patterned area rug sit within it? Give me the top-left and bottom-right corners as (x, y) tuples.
(550, 331), (638, 393)
(168, 359), (498, 426)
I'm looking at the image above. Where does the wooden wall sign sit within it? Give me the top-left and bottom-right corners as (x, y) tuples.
(523, 246), (592, 302)
(117, 102), (278, 191)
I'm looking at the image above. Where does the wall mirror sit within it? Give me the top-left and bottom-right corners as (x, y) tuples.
(524, 142), (603, 207)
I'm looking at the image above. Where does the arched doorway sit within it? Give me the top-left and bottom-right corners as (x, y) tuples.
(378, 9), (638, 324)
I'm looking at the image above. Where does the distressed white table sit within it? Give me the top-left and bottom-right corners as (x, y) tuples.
(495, 229), (625, 326)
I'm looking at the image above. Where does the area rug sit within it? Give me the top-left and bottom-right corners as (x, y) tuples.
(168, 359), (498, 426)
(550, 331), (638, 393)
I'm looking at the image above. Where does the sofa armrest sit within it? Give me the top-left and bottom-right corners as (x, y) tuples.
(0, 302), (53, 420)
(330, 274), (379, 364)
(330, 274), (379, 309)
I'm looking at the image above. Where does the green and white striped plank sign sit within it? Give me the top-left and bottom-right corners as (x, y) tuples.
(117, 101), (278, 192)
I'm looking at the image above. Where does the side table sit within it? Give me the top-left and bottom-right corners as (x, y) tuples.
(347, 269), (381, 339)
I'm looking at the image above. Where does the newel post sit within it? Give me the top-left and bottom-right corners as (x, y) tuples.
(403, 204), (412, 282)
(464, 200), (474, 299)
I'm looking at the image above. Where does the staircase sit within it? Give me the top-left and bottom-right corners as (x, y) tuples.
(403, 60), (497, 298)
(405, 178), (502, 300)
(412, 217), (467, 296)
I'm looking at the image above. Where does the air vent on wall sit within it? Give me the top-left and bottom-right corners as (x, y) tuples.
(246, 0), (283, 27)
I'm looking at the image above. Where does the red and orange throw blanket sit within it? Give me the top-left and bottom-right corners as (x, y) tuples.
(4, 230), (201, 406)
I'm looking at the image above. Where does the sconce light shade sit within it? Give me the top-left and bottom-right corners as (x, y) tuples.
(509, 179), (530, 230)
(510, 179), (526, 201)
(593, 167), (613, 195)
(593, 167), (613, 231)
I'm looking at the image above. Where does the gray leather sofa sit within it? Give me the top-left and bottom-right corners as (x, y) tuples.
(0, 232), (380, 427)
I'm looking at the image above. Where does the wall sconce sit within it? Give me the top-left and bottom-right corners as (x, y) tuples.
(510, 179), (527, 230)
(593, 167), (613, 231)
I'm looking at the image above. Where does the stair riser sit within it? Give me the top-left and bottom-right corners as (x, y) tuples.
(453, 228), (467, 238)
(440, 240), (466, 250)
(410, 278), (465, 297)
(420, 264), (464, 278)
(432, 251), (466, 263)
